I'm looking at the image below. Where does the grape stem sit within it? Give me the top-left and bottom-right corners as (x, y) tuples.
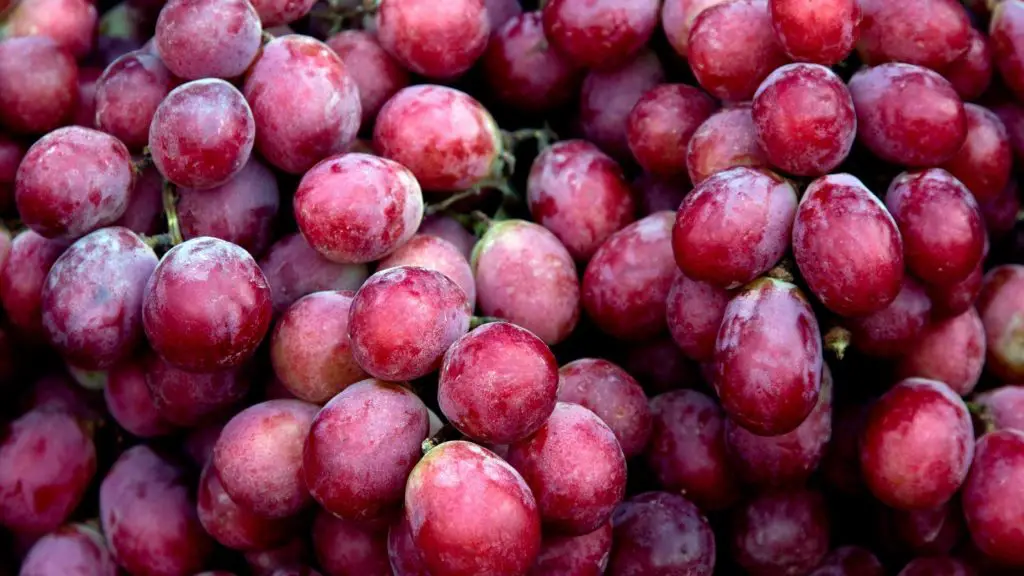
(421, 423), (461, 454)
(470, 316), (502, 330)
(967, 401), (997, 434)
(450, 210), (494, 238)
(131, 152), (153, 176)
(261, 31), (275, 44)
(502, 124), (559, 154)
(162, 181), (184, 247)
(766, 258), (796, 283)
(823, 326), (851, 360)
(142, 233), (176, 250)
(424, 187), (487, 216)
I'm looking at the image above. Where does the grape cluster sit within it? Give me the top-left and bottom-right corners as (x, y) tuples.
(0, 0), (1023, 575)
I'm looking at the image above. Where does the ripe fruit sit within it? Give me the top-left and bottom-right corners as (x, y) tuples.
(627, 84), (717, 178)
(990, 0), (1024, 103)
(154, 0), (262, 80)
(976, 387), (1024, 432)
(897, 307), (986, 396)
(530, 523), (612, 576)
(542, 0), (659, 70)
(104, 359), (175, 438)
(313, 510), (391, 576)
(976, 265), (1024, 380)
(608, 492), (717, 575)
(732, 489), (830, 575)
(768, 0), (861, 65)
(661, 0), (731, 59)
(961, 429), (1024, 565)
(0, 37), (77, 134)
(250, 0), (317, 26)
(326, 30), (410, 127)
(943, 28), (994, 101)
(940, 103), (1013, 203)
(686, 105), (770, 185)
(857, 0), (970, 69)
(259, 233), (369, 314)
(378, 234), (476, 306)
(377, 0), (490, 80)
(95, 50), (175, 151)
(0, 231), (67, 339)
(197, 462), (296, 551)
(846, 277), (932, 358)
(5, 0), (97, 59)
(665, 272), (732, 362)
(18, 524), (116, 576)
(579, 49), (665, 161)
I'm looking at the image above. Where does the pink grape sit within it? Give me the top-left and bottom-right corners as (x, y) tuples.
(541, 0), (659, 70)
(419, 214), (477, 260)
(530, 522), (612, 576)
(608, 492), (716, 575)
(326, 30), (410, 127)
(0, 37), (78, 134)
(95, 50), (175, 151)
(686, 105), (770, 186)
(557, 358), (652, 459)
(145, 355), (251, 427)
(961, 429), (1024, 566)
(247, 537), (313, 576)
(768, 0), (861, 65)
(259, 233), (369, 314)
(666, 272), (732, 362)
(928, 263), (984, 319)
(976, 265), (1024, 380)
(661, 0), (731, 59)
(857, 0), (971, 69)
(313, 510), (391, 576)
(0, 231), (68, 339)
(897, 307), (986, 396)
(197, 461), (297, 551)
(154, 0), (262, 80)
(941, 103), (1012, 203)
(387, 513), (429, 576)
(378, 234), (476, 307)
(377, 0), (490, 79)
(976, 386), (1024, 432)
(250, 0), (317, 26)
(846, 277), (932, 358)
(627, 84), (717, 178)
(991, 0), (1024, 103)
(732, 489), (830, 576)
(104, 358), (175, 438)
(6, 0), (97, 59)
(19, 524), (116, 576)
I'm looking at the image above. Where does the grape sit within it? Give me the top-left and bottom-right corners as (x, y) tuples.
(378, 235), (476, 307)
(768, 0), (860, 65)
(541, 0), (659, 70)
(304, 379), (428, 520)
(294, 153), (422, 264)
(977, 387), (1024, 432)
(897, 557), (973, 576)
(154, 0), (261, 80)
(326, 30), (410, 127)
(848, 63), (967, 166)
(100, 445), (213, 576)
(666, 272), (732, 362)
(582, 212), (676, 340)
(623, 337), (704, 394)
(526, 140), (637, 261)
(846, 277), (932, 358)
(793, 174), (904, 317)
(0, 231), (67, 339)
(557, 358), (652, 459)
(0, 409), (96, 534)
(114, 164), (164, 236)
(149, 79), (255, 190)
(992, 1), (1024, 103)
(822, 403), (868, 495)
(732, 489), (830, 576)
(313, 510), (391, 576)
(485, 0), (522, 29)
(886, 169), (984, 287)
(726, 365), (833, 487)
(440, 322), (558, 444)
(714, 278), (823, 436)
(0, 134), (26, 214)
(977, 265), (1024, 380)
(374, 85), (501, 193)
(632, 173), (689, 215)
(270, 291), (366, 404)
(860, 378), (974, 510)
(145, 355), (251, 427)
(250, 0), (316, 26)
(259, 233), (369, 314)
(578, 49), (665, 162)
(405, 441), (541, 576)
(857, 0), (970, 69)
(349, 266), (471, 381)
(941, 104), (1012, 203)
(197, 461), (297, 551)
(686, 105), (770, 185)
(247, 537), (312, 576)
(104, 357), (175, 438)
(179, 157), (280, 258)
(21, 372), (104, 422)
(6, 0), (97, 59)
(993, 101), (1024, 162)
(530, 522), (612, 576)
(19, 524), (115, 575)
(16, 127), (134, 240)
(94, 50), (175, 151)
(418, 215), (477, 260)
(752, 63), (856, 176)
(72, 67), (102, 129)
(377, 0), (489, 80)
(942, 28), (994, 101)
(897, 308), (985, 396)
(183, 420), (227, 470)
(811, 546), (883, 576)
(507, 403), (626, 535)
(979, 179), (1022, 240)
(608, 492), (716, 576)
(645, 389), (743, 511)
(0, 37), (77, 134)
(143, 237), (272, 371)
(387, 513), (430, 576)
(688, 0), (789, 102)
(661, 0), (731, 58)
(627, 84), (717, 178)
(213, 399), (318, 518)
(880, 499), (965, 556)
(472, 220), (580, 345)
(673, 167), (797, 288)
(481, 12), (583, 114)
(244, 35), (361, 175)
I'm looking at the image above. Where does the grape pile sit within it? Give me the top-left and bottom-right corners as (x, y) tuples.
(1, 0), (1024, 575)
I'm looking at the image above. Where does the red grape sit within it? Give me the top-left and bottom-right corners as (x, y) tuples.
(145, 355), (251, 426)
(898, 308), (986, 395)
(326, 30), (409, 128)
(104, 358), (175, 438)
(857, 0), (970, 69)
(929, 263), (983, 319)
(768, 0), (860, 65)
(881, 499), (965, 556)
(304, 379), (428, 520)
(714, 278), (823, 436)
(732, 489), (830, 576)
(378, 234), (476, 307)
(962, 429), (1024, 565)
(387, 512), (429, 576)
(848, 63), (967, 167)
(405, 441), (541, 576)
(941, 104), (1012, 203)
(822, 403), (869, 495)
(811, 546), (883, 576)
(979, 178), (1022, 240)
(418, 214), (477, 261)
(661, 0), (731, 59)
(860, 378), (974, 510)
(992, 0), (1024, 103)
(942, 28), (994, 101)
(608, 491), (716, 575)
(6, 0), (97, 59)
(752, 63), (856, 176)
(313, 510), (391, 576)
(114, 164), (164, 236)
(179, 157), (280, 258)
(244, 35), (361, 175)
(485, 0), (522, 29)
(977, 265), (1024, 381)
(472, 220), (580, 345)
(247, 537), (313, 576)
(542, 0), (659, 70)
(688, 0), (789, 102)
(627, 84), (717, 178)
(666, 272), (731, 362)
(149, 79), (256, 190)
(0, 231), (67, 339)
(582, 211), (676, 340)
(578, 49), (665, 162)
(259, 233), (369, 314)
(250, 0), (316, 26)
(993, 101), (1024, 162)
(793, 173), (904, 317)
(72, 66), (102, 129)
(0, 37), (77, 134)
(530, 522), (612, 576)
(846, 277), (932, 358)
(632, 173), (689, 215)
(197, 461), (297, 551)
(0, 409), (96, 534)
(673, 167), (797, 288)
(482, 12), (583, 114)
(350, 266), (471, 381)
(95, 50), (175, 151)
(646, 389), (743, 511)
(0, 134), (26, 214)
(377, 0), (489, 79)
(897, 557), (973, 576)
(100, 445), (213, 575)
(154, 0), (262, 80)
(294, 153), (422, 264)
(623, 336), (704, 394)
(19, 524), (116, 576)
(686, 105), (770, 185)
(271, 290), (366, 404)
(527, 140), (637, 261)
(16, 127), (134, 240)
(373, 85), (501, 192)
(976, 386), (1024, 432)
(557, 358), (652, 459)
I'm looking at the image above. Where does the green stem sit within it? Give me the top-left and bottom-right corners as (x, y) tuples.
(967, 401), (997, 434)
(424, 187), (486, 216)
(162, 181), (184, 247)
(470, 316), (502, 330)
(823, 326), (851, 360)
(421, 423), (460, 455)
